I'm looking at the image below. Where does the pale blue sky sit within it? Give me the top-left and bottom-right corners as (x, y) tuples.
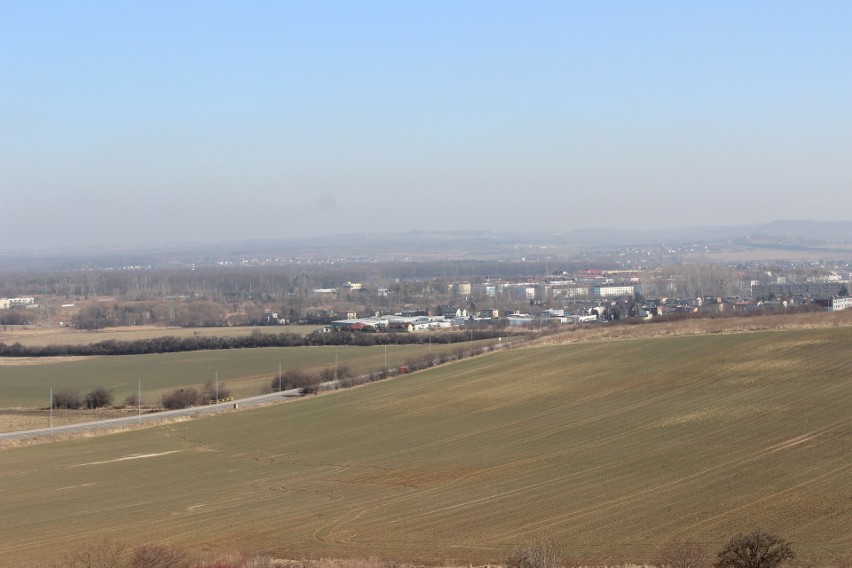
(2, 1), (851, 249)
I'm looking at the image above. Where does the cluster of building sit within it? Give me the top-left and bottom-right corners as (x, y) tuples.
(326, 312), (456, 333)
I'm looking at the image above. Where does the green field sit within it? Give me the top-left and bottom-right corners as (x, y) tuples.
(0, 327), (850, 565)
(0, 340), (496, 408)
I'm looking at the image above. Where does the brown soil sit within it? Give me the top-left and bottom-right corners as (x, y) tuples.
(534, 310), (852, 346)
(0, 407), (138, 432)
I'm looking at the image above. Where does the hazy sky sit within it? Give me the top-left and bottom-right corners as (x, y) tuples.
(2, 1), (851, 249)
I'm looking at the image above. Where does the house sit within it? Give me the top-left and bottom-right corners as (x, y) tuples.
(258, 312), (284, 325)
(440, 306), (468, 319)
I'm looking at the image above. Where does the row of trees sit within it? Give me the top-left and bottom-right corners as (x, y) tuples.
(161, 380), (231, 409)
(54, 380), (234, 412)
(63, 339), (505, 412)
(0, 328), (519, 357)
(52, 386), (115, 409)
(72, 300), (229, 329)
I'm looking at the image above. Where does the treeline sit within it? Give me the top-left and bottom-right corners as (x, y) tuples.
(0, 329), (520, 357)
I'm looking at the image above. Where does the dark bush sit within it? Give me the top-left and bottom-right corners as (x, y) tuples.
(53, 387), (82, 409)
(161, 388), (201, 410)
(715, 530), (795, 568)
(201, 379), (230, 403)
(268, 369), (318, 393)
(85, 386), (114, 409)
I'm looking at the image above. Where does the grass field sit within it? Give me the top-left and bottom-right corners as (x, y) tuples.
(0, 340), (498, 410)
(0, 325), (849, 566)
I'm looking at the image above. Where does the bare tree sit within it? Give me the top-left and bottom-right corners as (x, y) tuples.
(506, 537), (564, 568)
(202, 379), (230, 402)
(130, 543), (189, 568)
(53, 387), (82, 409)
(715, 530), (795, 568)
(124, 392), (140, 408)
(65, 539), (128, 568)
(161, 387), (201, 409)
(85, 386), (114, 409)
(658, 538), (709, 568)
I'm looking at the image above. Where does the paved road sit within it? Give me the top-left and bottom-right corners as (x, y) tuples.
(1, 341), (513, 445)
(0, 387), (305, 443)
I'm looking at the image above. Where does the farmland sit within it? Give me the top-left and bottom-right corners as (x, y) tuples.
(0, 325), (850, 566)
(0, 339), (499, 410)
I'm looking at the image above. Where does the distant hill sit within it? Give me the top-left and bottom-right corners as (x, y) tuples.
(2, 220), (850, 270)
(758, 219), (852, 243)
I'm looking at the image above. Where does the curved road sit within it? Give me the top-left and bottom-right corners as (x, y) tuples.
(1, 341), (511, 445)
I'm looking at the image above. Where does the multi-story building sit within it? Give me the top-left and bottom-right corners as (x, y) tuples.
(751, 282), (846, 298)
(593, 285), (637, 298)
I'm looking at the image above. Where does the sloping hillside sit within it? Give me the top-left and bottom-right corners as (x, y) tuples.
(0, 327), (849, 565)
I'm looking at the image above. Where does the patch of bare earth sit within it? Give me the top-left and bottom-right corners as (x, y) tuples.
(0, 356), (91, 366)
(533, 310), (852, 346)
(0, 408), (136, 432)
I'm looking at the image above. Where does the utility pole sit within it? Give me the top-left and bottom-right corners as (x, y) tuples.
(49, 387), (53, 434)
(384, 344), (388, 373)
(278, 362), (282, 392)
(137, 380), (141, 426)
(215, 370), (219, 403)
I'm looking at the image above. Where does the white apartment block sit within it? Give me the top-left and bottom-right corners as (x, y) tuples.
(593, 285), (637, 297)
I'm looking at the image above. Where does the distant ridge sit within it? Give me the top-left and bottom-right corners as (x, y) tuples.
(1, 220), (850, 269)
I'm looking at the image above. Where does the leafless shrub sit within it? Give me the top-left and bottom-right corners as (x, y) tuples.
(161, 387), (201, 409)
(202, 379), (231, 402)
(130, 543), (189, 568)
(506, 537), (564, 568)
(65, 539), (128, 568)
(658, 539), (709, 568)
(85, 386), (114, 409)
(192, 551), (274, 568)
(298, 558), (399, 568)
(124, 391), (140, 407)
(53, 387), (82, 409)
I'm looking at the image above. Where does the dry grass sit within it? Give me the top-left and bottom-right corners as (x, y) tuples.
(2, 325), (849, 565)
(0, 324), (319, 348)
(533, 311), (852, 346)
(0, 408), (135, 432)
(0, 355), (91, 366)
